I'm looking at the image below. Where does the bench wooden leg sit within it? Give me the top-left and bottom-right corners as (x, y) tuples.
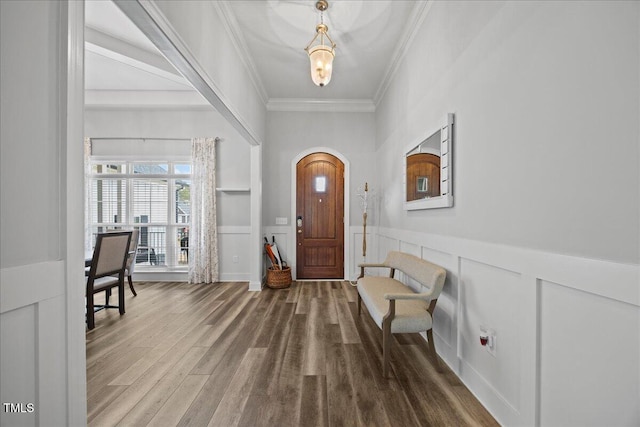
(382, 300), (396, 378)
(426, 329), (441, 372)
(382, 318), (392, 378)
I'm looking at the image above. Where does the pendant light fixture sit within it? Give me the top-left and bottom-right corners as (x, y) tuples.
(304, 0), (336, 87)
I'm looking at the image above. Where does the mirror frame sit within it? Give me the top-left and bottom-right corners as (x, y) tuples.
(403, 113), (454, 210)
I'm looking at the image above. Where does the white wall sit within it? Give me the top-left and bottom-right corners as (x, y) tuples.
(151, 0), (266, 146)
(264, 111), (378, 227)
(375, 2), (640, 426)
(85, 108), (252, 281)
(377, 0), (639, 264)
(263, 110), (378, 278)
(1, 1), (86, 425)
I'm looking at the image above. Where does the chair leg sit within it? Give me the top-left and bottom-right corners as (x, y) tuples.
(357, 292), (362, 315)
(128, 275), (137, 296)
(382, 318), (392, 378)
(87, 294), (95, 330)
(426, 329), (441, 372)
(118, 282), (126, 315)
(105, 289), (111, 306)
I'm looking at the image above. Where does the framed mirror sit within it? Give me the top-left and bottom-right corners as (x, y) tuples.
(403, 113), (454, 210)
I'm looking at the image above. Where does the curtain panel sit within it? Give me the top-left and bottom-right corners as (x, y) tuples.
(189, 137), (219, 284)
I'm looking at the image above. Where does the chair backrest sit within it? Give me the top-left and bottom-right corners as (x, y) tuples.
(384, 251), (446, 296)
(88, 232), (132, 278)
(125, 229), (140, 275)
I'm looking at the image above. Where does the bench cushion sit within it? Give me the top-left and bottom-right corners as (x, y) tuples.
(357, 276), (432, 334)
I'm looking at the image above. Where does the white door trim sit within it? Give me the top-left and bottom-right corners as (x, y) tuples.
(65, 0), (87, 423)
(290, 147), (350, 281)
(249, 144), (263, 291)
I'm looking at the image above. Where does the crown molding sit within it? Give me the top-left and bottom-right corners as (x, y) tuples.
(214, 1), (270, 105)
(373, 1), (433, 106)
(267, 98), (375, 113)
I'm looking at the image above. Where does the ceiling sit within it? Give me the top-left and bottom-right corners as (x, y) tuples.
(85, 0), (425, 107)
(85, 1), (195, 95)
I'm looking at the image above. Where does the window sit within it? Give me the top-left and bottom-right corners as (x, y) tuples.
(88, 161), (191, 269)
(315, 176), (327, 193)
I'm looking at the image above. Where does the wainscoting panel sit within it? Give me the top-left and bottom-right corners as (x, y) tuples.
(398, 240), (420, 257)
(421, 246), (458, 359)
(458, 259), (522, 415)
(0, 261), (68, 426)
(377, 233), (400, 263)
(539, 280), (640, 427)
(0, 304), (37, 426)
(374, 227), (639, 426)
(135, 226), (252, 283)
(217, 226), (251, 282)
(351, 230), (378, 281)
(263, 226), (291, 280)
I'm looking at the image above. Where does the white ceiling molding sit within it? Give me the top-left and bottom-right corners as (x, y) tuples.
(373, 1), (433, 106)
(267, 98), (375, 113)
(215, 2), (269, 105)
(85, 90), (210, 109)
(85, 27), (186, 85)
(113, 0), (263, 146)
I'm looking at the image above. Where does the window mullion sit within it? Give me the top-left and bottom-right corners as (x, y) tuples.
(127, 161), (134, 228)
(167, 171), (176, 267)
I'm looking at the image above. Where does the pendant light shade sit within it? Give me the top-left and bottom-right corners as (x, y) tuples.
(305, 1), (336, 87)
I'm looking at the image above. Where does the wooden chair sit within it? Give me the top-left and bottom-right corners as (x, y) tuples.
(123, 229), (140, 296)
(99, 229), (139, 296)
(86, 231), (132, 330)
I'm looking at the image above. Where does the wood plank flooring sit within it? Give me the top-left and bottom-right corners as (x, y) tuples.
(86, 281), (498, 427)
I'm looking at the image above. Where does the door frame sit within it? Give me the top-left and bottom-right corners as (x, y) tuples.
(65, 0), (88, 422)
(291, 148), (350, 281)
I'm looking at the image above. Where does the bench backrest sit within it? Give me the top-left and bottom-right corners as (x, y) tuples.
(384, 251), (446, 296)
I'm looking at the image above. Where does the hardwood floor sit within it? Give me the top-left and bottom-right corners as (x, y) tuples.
(86, 281), (498, 427)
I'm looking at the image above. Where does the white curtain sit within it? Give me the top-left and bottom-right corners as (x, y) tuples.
(189, 137), (219, 284)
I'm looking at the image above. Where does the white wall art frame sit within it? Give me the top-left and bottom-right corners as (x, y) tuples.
(403, 113), (454, 210)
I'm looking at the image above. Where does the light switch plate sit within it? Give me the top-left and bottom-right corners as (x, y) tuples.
(275, 217), (288, 225)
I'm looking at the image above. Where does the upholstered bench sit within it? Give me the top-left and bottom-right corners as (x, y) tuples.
(357, 251), (446, 377)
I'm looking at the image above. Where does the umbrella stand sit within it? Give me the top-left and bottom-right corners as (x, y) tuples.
(265, 235), (291, 288)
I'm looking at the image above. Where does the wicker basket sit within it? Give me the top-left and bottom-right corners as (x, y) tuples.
(266, 266), (292, 289)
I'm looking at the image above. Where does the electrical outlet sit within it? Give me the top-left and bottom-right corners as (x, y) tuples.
(232, 255), (239, 263)
(486, 331), (497, 357)
(479, 326), (497, 357)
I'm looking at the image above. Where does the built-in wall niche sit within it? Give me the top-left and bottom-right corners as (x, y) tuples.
(403, 113), (454, 210)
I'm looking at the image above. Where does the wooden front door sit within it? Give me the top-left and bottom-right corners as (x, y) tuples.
(296, 153), (344, 279)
